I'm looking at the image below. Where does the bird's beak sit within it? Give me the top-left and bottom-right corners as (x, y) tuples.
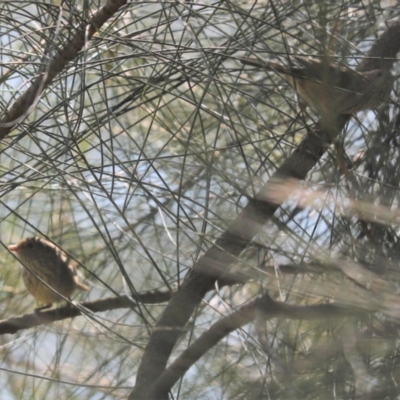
(8, 245), (18, 252)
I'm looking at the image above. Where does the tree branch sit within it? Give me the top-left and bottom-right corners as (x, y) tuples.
(149, 294), (362, 398)
(0, 290), (171, 335)
(0, 0), (127, 139)
(130, 20), (400, 399)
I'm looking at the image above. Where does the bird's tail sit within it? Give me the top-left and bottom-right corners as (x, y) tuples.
(239, 57), (290, 74)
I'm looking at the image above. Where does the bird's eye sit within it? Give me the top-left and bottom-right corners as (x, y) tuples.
(27, 243), (34, 249)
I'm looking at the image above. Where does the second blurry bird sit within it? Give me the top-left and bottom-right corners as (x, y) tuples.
(240, 56), (397, 116)
(9, 237), (90, 312)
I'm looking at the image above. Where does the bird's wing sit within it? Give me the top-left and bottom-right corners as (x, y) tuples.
(294, 56), (360, 91)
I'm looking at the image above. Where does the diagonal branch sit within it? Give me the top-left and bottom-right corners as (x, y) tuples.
(357, 21), (400, 72)
(149, 294), (362, 398)
(130, 113), (348, 400)
(0, 0), (127, 139)
(130, 21), (400, 399)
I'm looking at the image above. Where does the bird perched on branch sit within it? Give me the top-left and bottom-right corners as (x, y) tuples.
(9, 237), (90, 312)
(240, 56), (397, 116)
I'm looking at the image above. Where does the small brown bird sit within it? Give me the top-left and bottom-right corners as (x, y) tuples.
(240, 56), (397, 116)
(9, 237), (89, 312)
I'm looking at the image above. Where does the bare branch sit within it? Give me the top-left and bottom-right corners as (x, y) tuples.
(131, 20), (400, 399)
(357, 21), (400, 72)
(0, 0), (127, 139)
(0, 290), (171, 335)
(149, 294), (362, 398)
